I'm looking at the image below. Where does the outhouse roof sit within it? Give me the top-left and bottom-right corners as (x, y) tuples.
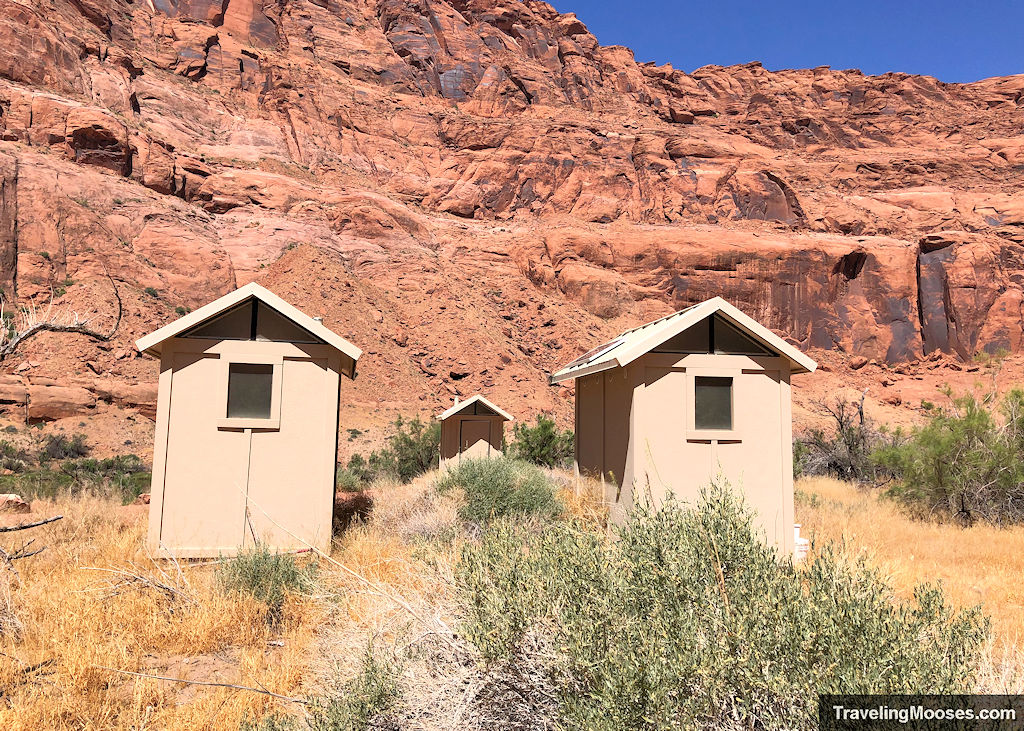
(135, 282), (363, 365)
(436, 395), (514, 422)
(548, 297), (817, 384)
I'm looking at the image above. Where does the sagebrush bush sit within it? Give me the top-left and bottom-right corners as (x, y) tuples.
(438, 457), (562, 524)
(457, 483), (988, 731)
(875, 388), (1024, 525)
(508, 414), (574, 469)
(217, 546), (316, 620)
(309, 649), (400, 731)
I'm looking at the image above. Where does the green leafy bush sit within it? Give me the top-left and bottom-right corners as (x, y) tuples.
(0, 440), (30, 472)
(438, 457), (562, 524)
(457, 483), (988, 730)
(508, 414), (574, 469)
(39, 433), (90, 462)
(58, 454), (150, 503)
(875, 388), (1024, 525)
(345, 417), (440, 487)
(217, 546), (316, 621)
(308, 649), (400, 731)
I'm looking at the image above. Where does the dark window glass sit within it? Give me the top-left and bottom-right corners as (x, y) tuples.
(226, 363), (273, 419)
(183, 298), (322, 344)
(653, 316), (710, 353)
(256, 306), (319, 343)
(695, 376), (732, 430)
(712, 316), (773, 355)
(183, 301), (254, 340)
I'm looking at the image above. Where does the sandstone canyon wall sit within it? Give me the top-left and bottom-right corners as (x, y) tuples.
(0, 0), (1022, 428)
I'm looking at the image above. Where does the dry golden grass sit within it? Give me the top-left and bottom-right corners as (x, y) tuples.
(0, 495), (321, 730)
(796, 475), (1024, 689)
(9, 470), (1021, 727)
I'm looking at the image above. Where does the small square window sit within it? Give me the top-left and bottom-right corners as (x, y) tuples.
(695, 376), (732, 430)
(226, 363), (274, 419)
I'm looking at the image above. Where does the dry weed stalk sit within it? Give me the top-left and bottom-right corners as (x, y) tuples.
(0, 516), (63, 577)
(79, 564), (195, 605)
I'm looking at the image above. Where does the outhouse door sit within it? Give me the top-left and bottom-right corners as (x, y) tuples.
(460, 420), (492, 460)
(158, 352), (249, 551)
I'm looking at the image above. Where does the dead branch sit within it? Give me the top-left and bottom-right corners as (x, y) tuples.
(95, 666), (310, 705)
(79, 565), (194, 604)
(0, 264), (123, 361)
(0, 516), (63, 533)
(0, 539), (44, 563)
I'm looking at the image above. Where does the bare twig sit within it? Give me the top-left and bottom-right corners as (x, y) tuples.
(0, 515), (63, 533)
(0, 263), (123, 361)
(95, 666), (310, 705)
(79, 565), (194, 604)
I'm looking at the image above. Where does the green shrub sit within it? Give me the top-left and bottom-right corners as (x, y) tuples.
(508, 414), (574, 469)
(144, 286), (160, 298)
(308, 649), (400, 731)
(457, 483), (988, 730)
(0, 440), (30, 472)
(239, 713), (298, 731)
(438, 457), (562, 524)
(174, 306), (189, 316)
(59, 454), (150, 503)
(39, 433), (90, 462)
(335, 467), (363, 494)
(217, 546), (316, 621)
(351, 416), (439, 484)
(874, 388), (1024, 525)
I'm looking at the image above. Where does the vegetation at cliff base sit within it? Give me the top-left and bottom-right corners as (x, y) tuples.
(458, 484), (988, 730)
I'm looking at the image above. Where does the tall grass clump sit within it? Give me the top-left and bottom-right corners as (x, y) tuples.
(438, 457), (562, 524)
(875, 388), (1024, 525)
(457, 484), (988, 730)
(217, 546), (316, 621)
(508, 414), (574, 469)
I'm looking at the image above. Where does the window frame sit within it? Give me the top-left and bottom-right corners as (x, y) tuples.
(217, 354), (283, 430)
(685, 367), (743, 441)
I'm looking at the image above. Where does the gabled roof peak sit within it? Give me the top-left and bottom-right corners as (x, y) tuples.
(135, 283), (362, 367)
(437, 394), (514, 422)
(549, 298), (816, 384)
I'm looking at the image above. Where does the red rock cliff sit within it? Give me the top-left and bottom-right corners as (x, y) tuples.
(0, 0), (1023, 426)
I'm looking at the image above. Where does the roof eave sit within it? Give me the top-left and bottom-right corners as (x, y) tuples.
(548, 359), (619, 385)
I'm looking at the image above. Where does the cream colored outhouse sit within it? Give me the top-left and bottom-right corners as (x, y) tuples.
(136, 282), (362, 558)
(549, 297), (816, 556)
(437, 395), (512, 471)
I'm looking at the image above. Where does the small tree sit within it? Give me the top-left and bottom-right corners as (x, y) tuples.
(365, 416), (440, 483)
(509, 414), (574, 469)
(875, 387), (1024, 525)
(795, 392), (894, 483)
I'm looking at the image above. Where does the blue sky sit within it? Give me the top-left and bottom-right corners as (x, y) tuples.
(551, 0), (1023, 83)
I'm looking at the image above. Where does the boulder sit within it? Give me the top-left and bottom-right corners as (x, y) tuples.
(0, 493), (30, 514)
(90, 380), (158, 419)
(26, 385), (96, 421)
